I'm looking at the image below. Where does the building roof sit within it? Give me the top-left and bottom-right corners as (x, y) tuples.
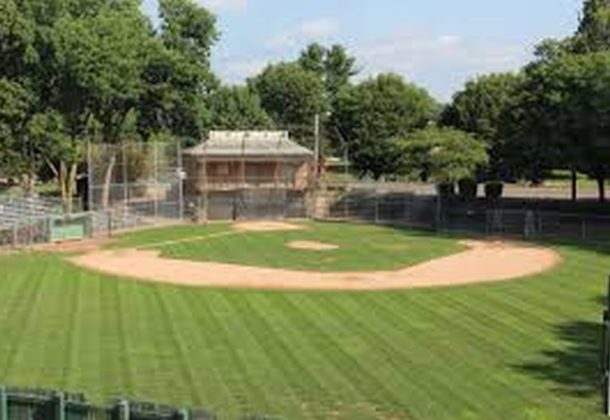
(184, 131), (314, 158)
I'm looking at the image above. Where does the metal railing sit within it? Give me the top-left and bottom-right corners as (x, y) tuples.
(0, 385), (278, 420)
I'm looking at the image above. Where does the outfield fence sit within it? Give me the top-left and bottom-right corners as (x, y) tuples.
(312, 185), (610, 243)
(0, 386), (277, 420)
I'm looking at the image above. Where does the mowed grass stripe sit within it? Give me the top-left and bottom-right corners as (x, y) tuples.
(0, 258), (42, 370)
(385, 291), (548, 416)
(194, 292), (271, 417)
(7, 262), (68, 383)
(250, 293), (367, 417)
(99, 279), (134, 395)
(71, 271), (105, 396)
(237, 293), (340, 419)
(374, 284), (593, 418)
(279, 294), (409, 417)
(150, 286), (204, 405)
(334, 293), (501, 418)
(1, 271), (45, 382)
(225, 293), (315, 418)
(117, 283), (186, 403)
(178, 290), (241, 410)
(210, 292), (280, 415)
(392, 278), (596, 417)
(322, 294), (465, 419)
(263, 293), (391, 418)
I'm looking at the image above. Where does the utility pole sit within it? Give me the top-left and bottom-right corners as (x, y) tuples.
(314, 113), (320, 181)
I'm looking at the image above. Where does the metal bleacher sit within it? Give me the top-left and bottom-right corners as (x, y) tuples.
(0, 196), (63, 229)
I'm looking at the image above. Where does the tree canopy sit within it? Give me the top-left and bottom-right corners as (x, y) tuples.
(398, 127), (489, 185)
(249, 62), (327, 149)
(207, 86), (274, 131)
(331, 73), (438, 179)
(441, 72), (522, 180)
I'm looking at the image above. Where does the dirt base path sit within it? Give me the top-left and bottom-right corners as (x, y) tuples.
(69, 240), (561, 291)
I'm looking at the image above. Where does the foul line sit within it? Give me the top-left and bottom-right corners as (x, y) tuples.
(137, 230), (240, 250)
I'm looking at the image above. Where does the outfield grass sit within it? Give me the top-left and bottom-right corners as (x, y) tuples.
(112, 222), (463, 272)
(0, 226), (607, 419)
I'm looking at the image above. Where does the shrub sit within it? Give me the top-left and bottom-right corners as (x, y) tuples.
(485, 182), (504, 200)
(458, 178), (478, 200)
(437, 182), (455, 198)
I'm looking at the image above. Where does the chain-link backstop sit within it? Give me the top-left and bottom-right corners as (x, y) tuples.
(87, 141), (184, 234)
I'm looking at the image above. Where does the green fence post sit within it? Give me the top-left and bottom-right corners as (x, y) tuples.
(56, 392), (65, 420)
(120, 399), (130, 420)
(374, 191), (379, 224)
(0, 386), (7, 420)
(179, 408), (190, 420)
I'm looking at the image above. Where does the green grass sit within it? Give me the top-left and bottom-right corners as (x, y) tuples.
(0, 226), (608, 419)
(111, 222), (463, 272)
(109, 222), (232, 249)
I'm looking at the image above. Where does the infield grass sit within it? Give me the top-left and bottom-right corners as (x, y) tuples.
(0, 224), (607, 419)
(112, 222), (463, 272)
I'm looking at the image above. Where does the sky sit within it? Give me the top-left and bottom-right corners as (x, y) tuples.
(141, 0), (583, 101)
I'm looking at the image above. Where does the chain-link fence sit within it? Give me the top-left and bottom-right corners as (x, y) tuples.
(5, 150), (610, 249)
(88, 141), (184, 230)
(312, 183), (610, 243)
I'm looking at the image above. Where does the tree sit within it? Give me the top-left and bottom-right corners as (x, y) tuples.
(0, 78), (41, 191)
(441, 72), (523, 181)
(324, 45), (359, 98)
(298, 43), (358, 98)
(207, 86), (274, 130)
(298, 43), (327, 76)
(331, 73), (438, 179)
(507, 45), (576, 187)
(518, 47), (610, 202)
(297, 43), (359, 155)
(52, 2), (155, 208)
(562, 52), (610, 201)
(516, 0), (610, 200)
(53, 0), (220, 209)
(249, 62), (327, 148)
(0, 0), (220, 211)
(150, 0), (219, 139)
(398, 127), (488, 186)
(0, 0), (64, 194)
(572, 0), (610, 53)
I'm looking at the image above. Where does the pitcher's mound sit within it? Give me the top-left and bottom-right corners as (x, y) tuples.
(233, 221), (305, 232)
(287, 241), (339, 251)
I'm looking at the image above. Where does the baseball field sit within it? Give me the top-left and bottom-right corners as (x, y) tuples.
(0, 221), (607, 419)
